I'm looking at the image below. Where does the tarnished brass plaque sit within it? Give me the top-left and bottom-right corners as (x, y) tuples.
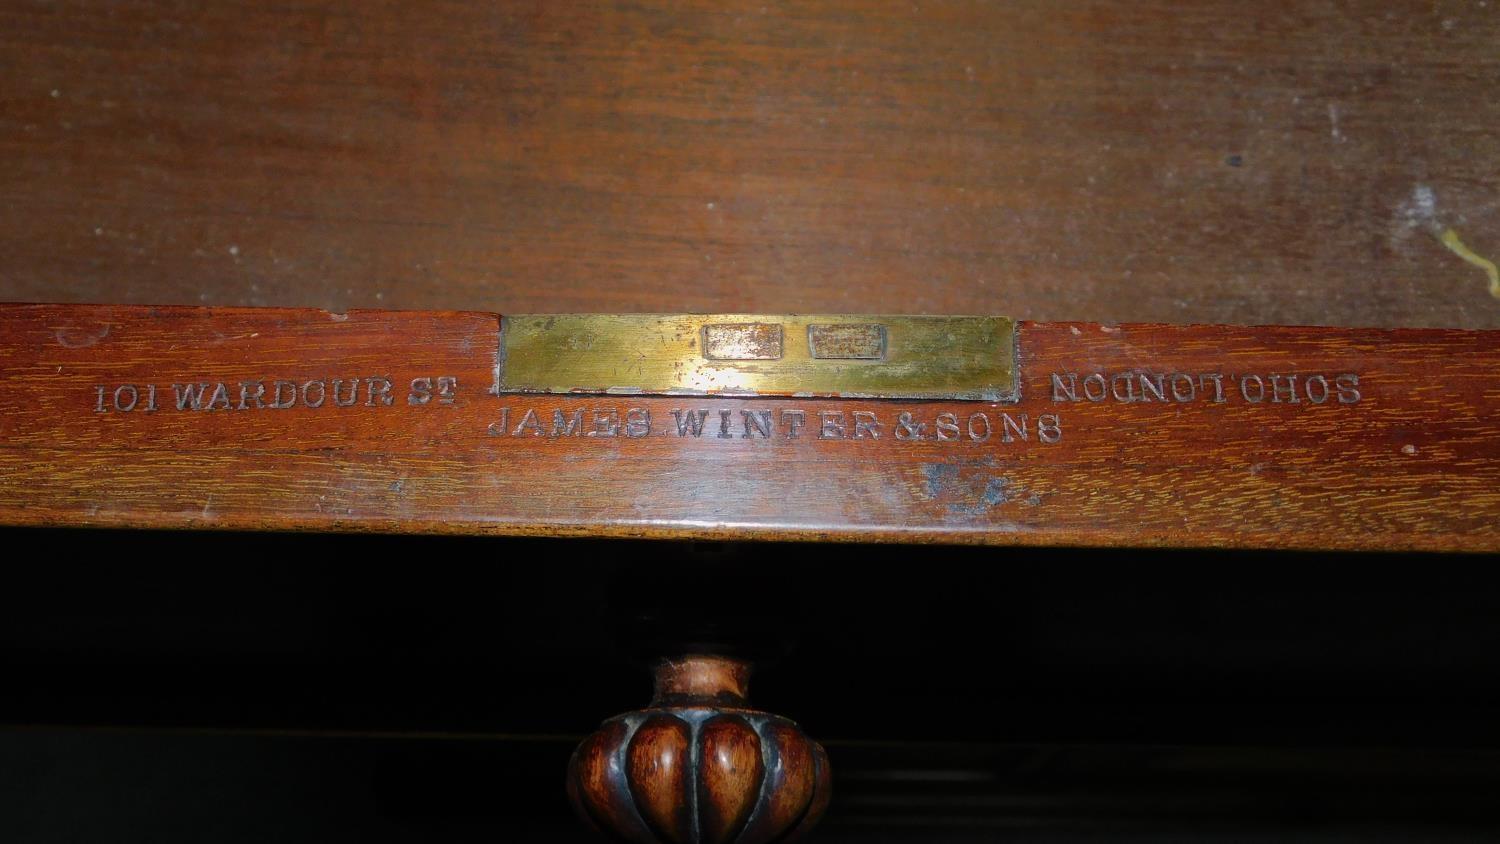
(494, 314), (1017, 401)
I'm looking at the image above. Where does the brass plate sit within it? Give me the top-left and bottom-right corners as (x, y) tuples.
(494, 314), (1017, 401)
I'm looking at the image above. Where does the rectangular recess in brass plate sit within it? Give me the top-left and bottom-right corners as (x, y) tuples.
(809, 323), (886, 359)
(494, 314), (1017, 401)
(703, 323), (784, 360)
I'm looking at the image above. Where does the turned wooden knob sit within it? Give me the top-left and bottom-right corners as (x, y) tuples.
(567, 655), (831, 843)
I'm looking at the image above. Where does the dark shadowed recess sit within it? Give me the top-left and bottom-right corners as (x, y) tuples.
(2, 528), (1499, 842)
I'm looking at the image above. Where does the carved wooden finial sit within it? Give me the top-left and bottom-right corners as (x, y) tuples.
(567, 654), (831, 844)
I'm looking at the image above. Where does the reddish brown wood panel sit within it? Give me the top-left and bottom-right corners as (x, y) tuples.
(1, 304), (1496, 550)
(3, 1), (1500, 329)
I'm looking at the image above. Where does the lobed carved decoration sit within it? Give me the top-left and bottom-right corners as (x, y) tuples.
(567, 655), (831, 844)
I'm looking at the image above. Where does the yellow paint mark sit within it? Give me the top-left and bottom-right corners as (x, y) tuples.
(1439, 228), (1500, 298)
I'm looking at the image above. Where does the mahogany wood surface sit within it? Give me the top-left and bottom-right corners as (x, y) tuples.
(3, 1), (1500, 329)
(1, 303), (1495, 551)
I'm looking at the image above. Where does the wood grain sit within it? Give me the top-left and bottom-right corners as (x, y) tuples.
(3, 1), (1500, 329)
(0, 303), (1496, 550)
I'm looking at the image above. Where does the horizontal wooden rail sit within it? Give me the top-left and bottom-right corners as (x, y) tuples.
(1, 304), (1496, 550)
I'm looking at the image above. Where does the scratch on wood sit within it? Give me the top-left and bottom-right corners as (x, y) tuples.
(1396, 184), (1500, 299)
(1439, 229), (1500, 299)
(54, 324), (110, 348)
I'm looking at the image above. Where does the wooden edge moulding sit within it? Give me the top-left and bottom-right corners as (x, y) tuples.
(0, 303), (1494, 552)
